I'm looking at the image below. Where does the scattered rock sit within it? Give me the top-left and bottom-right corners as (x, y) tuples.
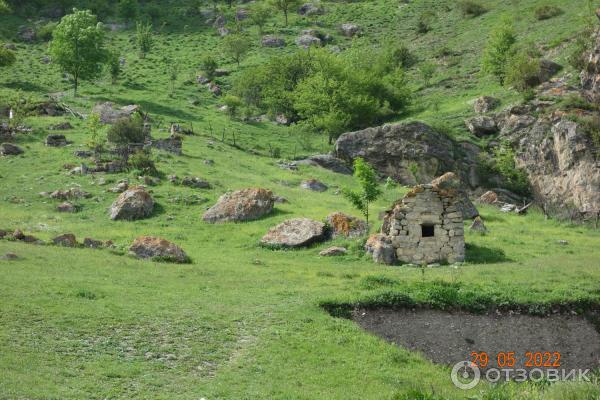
(3, 43), (16, 50)
(182, 176), (211, 189)
(129, 236), (189, 263)
(295, 34), (321, 48)
(261, 35), (285, 48)
(11, 229), (40, 243)
(203, 188), (275, 223)
(45, 134), (68, 147)
(18, 26), (36, 42)
(277, 161), (298, 171)
(261, 218), (327, 248)
(300, 179), (328, 192)
(275, 114), (290, 125)
(0, 143), (23, 156)
(465, 116), (497, 137)
(274, 195), (288, 204)
(208, 83), (221, 96)
(0, 252), (18, 260)
(235, 8), (249, 21)
(49, 122), (73, 130)
(83, 238), (106, 248)
(33, 101), (65, 116)
(500, 203), (516, 213)
(365, 234), (396, 265)
(537, 59), (562, 83)
(92, 102), (140, 124)
(109, 181), (129, 193)
(151, 136), (182, 155)
(340, 23), (360, 37)
(473, 96), (499, 113)
(557, 240), (569, 246)
(73, 150), (92, 158)
(296, 154), (352, 175)
(52, 233), (77, 247)
(469, 216), (487, 233)
(196, 75), (210, 84)
(214, 69), (229, 77)
(57, 202), (77, 213)
(326, 212), (368, 238)
(109, 186), (154, 221)
(319, 246), (347, 256)
(299, 3), (324, 16)
(431, 172), (479, 219)
(478, 190), (498, 204)
(50, 187), (91, 200)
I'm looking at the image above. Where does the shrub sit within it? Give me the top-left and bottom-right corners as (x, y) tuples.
(567, 32), (593, 71)
(37, 21), (57, 41)
(481, 18), (516, 84)
(118, 0), (138, 21)
(492, 142), (530, 196)
(135, 21), (153, 59)
(505, 50), (540, 92)
(417, 11), (435, 34)
(534, 5), (563, 21)
(576, 115), (600, 152)
(342, 158), (382, 225)
(222, 95), (244, 118)
(458, 0), (487, 17)
(221, 34), (251, 66)
(0, 46), (16, 67)
(200, 55), (218, 79)
(128, 150), (158, 175)
(107, 116), (145, 146)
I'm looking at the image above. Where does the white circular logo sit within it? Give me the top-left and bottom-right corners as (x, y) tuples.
(451, 361), (481, 390)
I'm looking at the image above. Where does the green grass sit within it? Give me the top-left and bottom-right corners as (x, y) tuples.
(1, 0), (600, 398)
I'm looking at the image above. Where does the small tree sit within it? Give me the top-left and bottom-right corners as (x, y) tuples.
(223, 94), (244, 119)
(249, 2), (270, 35)
(418, 62), (437, 86)
(222, 34), (251, 66)
(342, 158), (382, 225)
(136, 21), (153, 59)
(268, 0), (301, 26)
(87, 112), (104, 160)
(166, 61), (179, 94)
(107, 115), (145, 161)
(49, 9), (108, 96)
(200, 55), (218, 79)
(108, 51), (121, 84)
(481, 18), (516, 85)
(0, 46), (16, 68)
(118, 0), (139, 21)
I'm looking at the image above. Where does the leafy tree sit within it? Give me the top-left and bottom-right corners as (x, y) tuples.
(86, 112), (104, 160)
(505, 49), (540, 92)
(135, 21), (153, 59)
(166, 61), (179, 94)
(200, 55), (218, 79)
(418, 62), (437, 86)
(342, 158), (382, 225)
(248, 2), (270, 35)
(118, 0), (138, 21)
(222, 34), (251, 66)
(107, 115), (145, 161)
(0, 0), (11, 14)
(0, 46), (16, 67)
(223, 94), (243, 119)
(481, 18), (516, 85)
(49, 9), (108, 96)
(268, 0), (301, 26)
(107, 51), (121, 84)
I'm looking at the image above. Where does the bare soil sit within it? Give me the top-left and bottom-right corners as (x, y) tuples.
(353, 308), (600, 372)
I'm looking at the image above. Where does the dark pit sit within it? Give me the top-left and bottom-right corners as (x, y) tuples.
(353, 308), (600, 373)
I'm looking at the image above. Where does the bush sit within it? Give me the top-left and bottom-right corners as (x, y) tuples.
(505, 50), (540, 92)
(118, 0), (138, 21)
(567, 32), (593, 71)
(481, 18), (516, 84)
(492, 142), (530, 196)
(107, 116), (145, 146)
(534, 5), (563, 21)
(222, 94), (244, 118)
(37, 21), (57, 41)
(200, 55), (218, 79)
(458, 0), (487, 17)
(417, 11), (435, 34)
(576, 115), (600, 152)
(0, 46), (16, 67)
(128, 150), (158, 175)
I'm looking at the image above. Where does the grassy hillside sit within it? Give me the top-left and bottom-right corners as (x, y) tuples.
(1, 0), (600, 398)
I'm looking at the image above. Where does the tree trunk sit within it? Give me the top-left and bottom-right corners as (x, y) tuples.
(284, 9), (288, 26)
(73, 73), (78, 97)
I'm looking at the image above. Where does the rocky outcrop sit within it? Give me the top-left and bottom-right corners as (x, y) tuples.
(473, 96), (499, 113)
(0, 143), (23, 156)
(465, 116), (497, 137)
(295, 34), (321, 48)
(203, 188), (274, 223)
(300, 179), (328, 192)
(299, 3), (324, 16)
(261, 218), (327, 248)
(335, 122), (481, 188)
(513, 119), (599, 216)
(326, 212), (368, 238)
(92, 102), (140, 124)
(581, 31), (600, 103)
(181, 176), (211, 189)
(109, 186), (154, 220)
(129, 236), (189, 263)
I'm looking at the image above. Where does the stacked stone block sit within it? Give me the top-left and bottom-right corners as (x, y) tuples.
(382, 184), (465, 264)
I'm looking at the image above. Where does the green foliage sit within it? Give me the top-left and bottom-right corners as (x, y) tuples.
(49, 9), (108, 96)
(86, 112), (104, 153)
(118, 0), (139, 21)
(221, 34), (251, 66)
(567, 30), (593, 71)
(481, 17), (517, 85)
(0, 0), (11, 14)
(37, 21), (57, 41)
(458, 0), (487, 17)
(200, 55), (218, 79)
(0, 46), (16, 67)
(418, 62), (437, 86)
(342, 158), (382, 224)
(534, 5), (563, 21)
(135, 21), (153, 59)
(128, 149), (158, 176)
(107, 51), (121, 85)
(492, 142), (530, 196)
(504, 49), (540, 92)
(166, 61), (179, 94)
(106, 115), (145, 146)
(417, 10), (435, 34)
(268, 0), (301, 26)
(222, 94), (243, 119)
(575, 114), (600, 152)
(248, 2), (271, 35)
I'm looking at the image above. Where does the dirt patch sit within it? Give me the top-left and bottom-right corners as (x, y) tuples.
(353, 308), (600, 372)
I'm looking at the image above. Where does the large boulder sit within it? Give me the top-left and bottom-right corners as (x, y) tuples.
(203, 188), (274, 223)
(0, 143), (23, 156)
(109, 186), (154, 220)
(92, 102), (140, 124)
(473, 96), (499, 113)
(465, 116), (497, 137)
(581, 31), (600, 103)
(295, 34), (321, 48)
(340, 23), (360, 37)
(296, 154), (352, 174)
(45, 134), (68, 147)
(365, 234), (396, 265)
(52, 233), (77, 247)
(335, 122), (481, 187)
(261, 35), (285, 48)
(129, 236), (189, 263)
(261, 218), (327, 248)
(299, 3), (324, 16)
(431, 172), (479, 219)
(300, 179), (328, 192)
(537, 59), (562, 83)
(326, 212), (368, 238)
